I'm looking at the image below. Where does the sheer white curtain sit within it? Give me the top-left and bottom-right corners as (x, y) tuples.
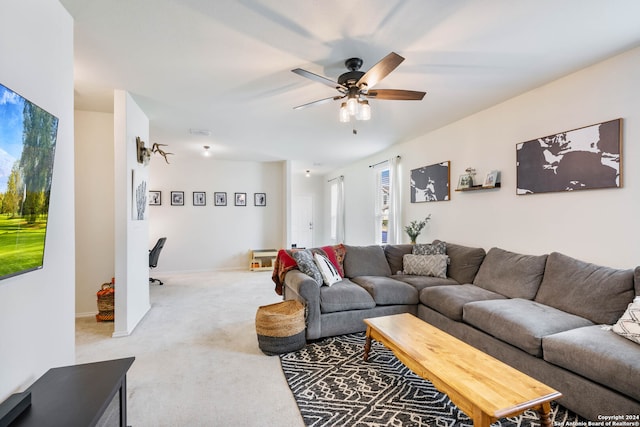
(387, 156), (402, 244)
(335, 176), (345, 243)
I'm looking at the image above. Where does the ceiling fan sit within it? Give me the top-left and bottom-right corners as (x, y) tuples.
(292, 52), (426, 122)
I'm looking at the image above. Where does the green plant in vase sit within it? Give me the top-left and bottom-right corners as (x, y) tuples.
(404, 214), (431, 244)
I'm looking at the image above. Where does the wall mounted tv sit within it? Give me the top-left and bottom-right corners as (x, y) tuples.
(0, 83), (58, 281)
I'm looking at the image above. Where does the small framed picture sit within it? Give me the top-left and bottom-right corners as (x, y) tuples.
(171, 191), (184, 206)
(149, 191), (161, 206)
(193, 191), (206, 206)
(235, 192), (246, 206)
(484, 170), (499, 188)
(254, 193), (266, 207)
(214, 192), (227, 206)
(457, 175), (472, 190)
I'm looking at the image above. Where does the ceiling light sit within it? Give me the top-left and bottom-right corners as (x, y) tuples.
(305, 170), (311, 178)
(356, 100), (371, 121)
(189, 128), (212, 136)
(203, 145), (211, 156)
(339, 103), (350, 123)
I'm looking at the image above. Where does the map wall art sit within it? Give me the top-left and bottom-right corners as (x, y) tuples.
(516, 119), (621, 195)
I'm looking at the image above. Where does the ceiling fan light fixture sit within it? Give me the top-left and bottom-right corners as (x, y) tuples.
(339, 102), (350, 122)
(347, 96), (358, 116)
(357, 100), (371, 121)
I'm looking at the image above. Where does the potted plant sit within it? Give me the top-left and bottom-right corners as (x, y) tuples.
(404, 214), (431, 244)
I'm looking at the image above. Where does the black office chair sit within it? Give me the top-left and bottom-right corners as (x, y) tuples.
(149, 237), (167, 285)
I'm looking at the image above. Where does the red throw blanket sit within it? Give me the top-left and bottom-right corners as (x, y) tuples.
(271, 244), (346, 295)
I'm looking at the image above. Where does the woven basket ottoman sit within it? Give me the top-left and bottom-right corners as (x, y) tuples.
(255, 300), (306, 355)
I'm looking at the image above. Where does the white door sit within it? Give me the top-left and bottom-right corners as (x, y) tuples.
(292, 195), (313, 249)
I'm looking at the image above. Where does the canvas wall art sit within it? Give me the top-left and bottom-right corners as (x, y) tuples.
(410, 161), (450, 202)
(516, 119), (621, 195)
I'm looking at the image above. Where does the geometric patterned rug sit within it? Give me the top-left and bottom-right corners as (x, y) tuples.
(280, 333), (587, 427)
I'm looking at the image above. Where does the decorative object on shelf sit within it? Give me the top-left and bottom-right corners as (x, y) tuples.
(214, 192), (227, 206)
(254, 193), (266, 206)
(149, 191), (161, 206)
(410, 161), (450, 202)
(483, 170), (500, 188)
(235, 192), (247, 206)
(457, 174), (472, 190)
(516, 118), (621, 195)
(170, 191), (184, 206)
(404, 214), (431, 244)
(193, 191), (206, 206)
(465, 167), (476, 185)
(96, 278), (115, 322)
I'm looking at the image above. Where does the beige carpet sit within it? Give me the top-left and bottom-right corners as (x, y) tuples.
(76, 270), (304, 427)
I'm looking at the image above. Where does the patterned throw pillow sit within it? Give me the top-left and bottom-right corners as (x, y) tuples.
(612, 297), (640, 345)
(292, 250), (323, 286)
(413, 241), (447, 256)
(313, 253), (342, 287)
(402, 254), (448, 278)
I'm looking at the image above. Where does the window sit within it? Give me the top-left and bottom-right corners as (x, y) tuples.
(375, 167), (389, 244)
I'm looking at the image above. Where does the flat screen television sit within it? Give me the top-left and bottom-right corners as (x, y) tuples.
(0, 83), (58, 281)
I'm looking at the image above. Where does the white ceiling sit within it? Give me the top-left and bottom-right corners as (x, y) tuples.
(61, 0), (640, 173)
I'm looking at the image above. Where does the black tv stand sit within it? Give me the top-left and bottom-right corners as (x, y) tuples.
(6, 357), (134, 427)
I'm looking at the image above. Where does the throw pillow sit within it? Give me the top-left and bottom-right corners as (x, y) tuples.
(612, 297), (640, 345)
(312, 244), (346, 277)
(402, 254), (448, 278)
(292, 250), (323, 286)
(314, 253), (342, 286)
(413, 241), (446, 256)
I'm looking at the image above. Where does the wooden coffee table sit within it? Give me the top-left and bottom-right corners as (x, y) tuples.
(363, 313), (561, 427)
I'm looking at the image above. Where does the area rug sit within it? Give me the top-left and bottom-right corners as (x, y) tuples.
(280, 333), (586, 427)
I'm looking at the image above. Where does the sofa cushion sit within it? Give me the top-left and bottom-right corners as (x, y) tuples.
(384, 244), (414, 275)
(473, 247), (547, 299)
(393, 275), (458, 292)
(402, 254), (448, 278)
(313, 253), (341, 286)
(535, 252), (635, 325)
(319, 279), (376, 313)
(292, 250), (323, 286)
(343, 245), (391, 278)
(413, 241), (447, 255)
(421, 284), (506, 321)
(463, 299), (594, 357)
(351, 276), (419, 305)
(612, 297), (640, 345)
(433, 240), (486, 284)
(543, 325), (640, 401)
(635, 266), (640, 296)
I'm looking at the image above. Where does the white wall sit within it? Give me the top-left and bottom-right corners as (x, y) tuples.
(0, 0), (75, 400)
(148, 156), (285, 272)
(326, 46), (640, 269)
(75, 111), (115, 315)
(113, 91), (150, 336)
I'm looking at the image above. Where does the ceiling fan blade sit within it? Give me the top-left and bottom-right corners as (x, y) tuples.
(366, 89), (426, 101)
(357, 52), (404, 89)
(293, 95), (343, 110)
(292, 68), (347, 92)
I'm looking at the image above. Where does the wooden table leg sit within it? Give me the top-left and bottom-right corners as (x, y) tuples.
(472, 406), (493, 427)
(363, 327), (372, 361)
(537, 402), (552, 427)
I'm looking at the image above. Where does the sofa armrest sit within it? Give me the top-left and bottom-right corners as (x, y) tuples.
(283, 269), (321, 339)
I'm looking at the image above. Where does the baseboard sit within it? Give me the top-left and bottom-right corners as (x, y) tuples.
(76, 311), (98, 318)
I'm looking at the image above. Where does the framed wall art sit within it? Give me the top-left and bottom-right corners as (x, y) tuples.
(254, 193), (266, 207)
(171, 191), (184, 206)
(149, 191), (161, 206)
(410, 161), (450, 202)
(193, 191), (206, 206)
(214, 192), (227, 206)
(516, 119), (621, 195)
(235, 192), (246, 206)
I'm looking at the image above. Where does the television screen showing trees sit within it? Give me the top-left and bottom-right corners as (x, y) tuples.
(0, 83), (58, 280)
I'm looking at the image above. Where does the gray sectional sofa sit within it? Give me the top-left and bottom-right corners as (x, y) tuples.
(281, 241), (640, 421)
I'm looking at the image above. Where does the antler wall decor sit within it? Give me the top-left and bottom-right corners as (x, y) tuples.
(136, 137), (173, 165)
